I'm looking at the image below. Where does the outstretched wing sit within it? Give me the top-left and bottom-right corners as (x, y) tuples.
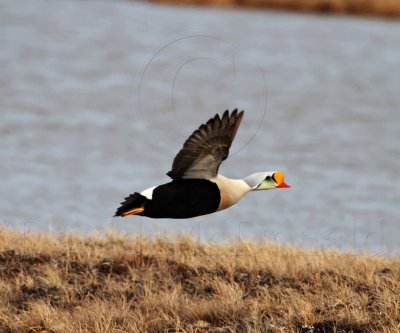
(167, 109), (244, 180)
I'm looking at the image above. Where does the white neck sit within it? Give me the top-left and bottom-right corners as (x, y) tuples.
(210, 174), (252, 211)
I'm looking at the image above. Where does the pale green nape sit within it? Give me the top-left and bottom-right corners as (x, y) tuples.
(254, 176), (277, 190)
(243, 171), (277, 190)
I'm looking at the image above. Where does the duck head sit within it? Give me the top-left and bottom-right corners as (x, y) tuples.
(244, 170), (290, 190)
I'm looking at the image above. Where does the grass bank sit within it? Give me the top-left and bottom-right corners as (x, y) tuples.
(0, 227), (399, 332)
(150, 0), (400, 18)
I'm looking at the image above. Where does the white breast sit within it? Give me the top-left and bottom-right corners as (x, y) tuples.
(210, 175), (251, 211)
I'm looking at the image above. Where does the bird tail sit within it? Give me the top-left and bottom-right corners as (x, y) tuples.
(114, 192), (147, 217)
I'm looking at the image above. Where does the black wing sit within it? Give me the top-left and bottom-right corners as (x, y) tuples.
(167, 109), (244, 180)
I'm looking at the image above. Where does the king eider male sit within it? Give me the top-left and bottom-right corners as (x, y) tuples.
(115, 109), (290, 219)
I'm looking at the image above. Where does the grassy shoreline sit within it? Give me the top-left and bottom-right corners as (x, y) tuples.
(149, 0), (400, 18)
(0, 227), (399, 332)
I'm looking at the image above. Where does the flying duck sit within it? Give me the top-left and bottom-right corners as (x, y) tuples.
(115, 109), (290, 219)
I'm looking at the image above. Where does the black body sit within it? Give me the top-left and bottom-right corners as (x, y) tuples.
(115, 110), (244, 219)
(115, 179), (221, 219)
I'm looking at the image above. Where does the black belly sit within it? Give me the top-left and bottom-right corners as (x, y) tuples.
(141, 179), (221, 219)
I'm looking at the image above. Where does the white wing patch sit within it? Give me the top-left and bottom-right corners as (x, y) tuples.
(140, 186), (156, 200)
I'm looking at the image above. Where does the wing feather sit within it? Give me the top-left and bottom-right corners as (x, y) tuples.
(167, 109), (244, 180)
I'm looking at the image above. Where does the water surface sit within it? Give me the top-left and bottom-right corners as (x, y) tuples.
(1, 0), (399, 254)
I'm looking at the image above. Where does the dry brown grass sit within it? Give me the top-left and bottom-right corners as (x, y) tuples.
(149, 0), (400, 18)
(1, 226), (399, 333)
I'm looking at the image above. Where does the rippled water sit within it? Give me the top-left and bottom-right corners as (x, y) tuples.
(1, 0), (399, 254)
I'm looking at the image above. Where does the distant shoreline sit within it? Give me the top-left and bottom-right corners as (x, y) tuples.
(149, 0), (400, 18)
